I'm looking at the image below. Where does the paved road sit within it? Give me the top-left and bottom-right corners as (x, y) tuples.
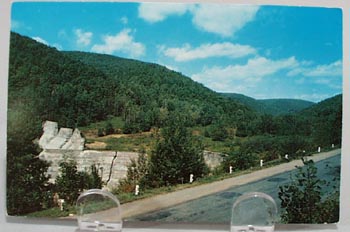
(121, 149), (340, 218)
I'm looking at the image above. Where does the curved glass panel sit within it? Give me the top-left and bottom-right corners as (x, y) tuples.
(76, 189), (122, 232)
(231, 192), (277, 232)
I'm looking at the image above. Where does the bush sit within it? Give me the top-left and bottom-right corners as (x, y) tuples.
(55, 161), (103, 205)
(143, 115), (208, 187)
(105, 122), (114, 135)
(223, 150), (257, 172)
(117, 152), (148, 194)
(279, 158), (339, 223)
(97, 128), (104, 137)
(122, 121), (140, 134)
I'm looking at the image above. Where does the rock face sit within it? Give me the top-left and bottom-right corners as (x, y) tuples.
(38, 121), (59, 149)
(38, 121), (139, 189)
(39, 121), (84, 150)
(62, 129), (85, 150)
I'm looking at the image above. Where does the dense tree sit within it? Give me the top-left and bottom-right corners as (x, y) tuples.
(105, 121), (115, 135)
(279, 159), (338, 223)
(144, 115), (208, 187)
(223, 150), (258, 172)
(301, 94), (342, 147)
(55, 161), (103, 205)
(6, 106), (52, 215)
(257, 114), (277, 134)
(208, 122), (229, 141)
(9, 32), (117, 128)
(117, 151), (148, 193)
(222, 93), (315, 116)
(89, 165), (103, 189)
(65, 50), (258, 132)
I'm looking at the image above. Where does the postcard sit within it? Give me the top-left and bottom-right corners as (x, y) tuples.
(7, 2), (342, 225)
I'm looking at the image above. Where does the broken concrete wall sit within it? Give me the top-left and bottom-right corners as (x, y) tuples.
(38, 150), (139, 189)
(62, 129), (85, 150)
(38, 121), (139, 189)
(37, 121), (225, 190)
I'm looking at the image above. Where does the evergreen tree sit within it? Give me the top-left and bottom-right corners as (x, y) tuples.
(88, 165), (103, 189)
(117, 151), (148, 193)
(7, 107), (52, 215)
(278, 158), (338, 223)
(144, 115), (207, 187)
(55, 161), (102, 205)
(105, 121), (114, 135)
(223, 150), (257, 172)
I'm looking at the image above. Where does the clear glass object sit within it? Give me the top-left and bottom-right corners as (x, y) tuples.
(230, 192), (277, 232)
(76, 189), (122, 232)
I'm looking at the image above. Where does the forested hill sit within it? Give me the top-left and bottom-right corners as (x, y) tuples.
(222, 93), (315, 115)
(8, 31), (342, 141)
(300, 94), (342, 117)
(298, 94), (342, 146)
(8, 32), (117, 129)
(64, 51), (257, 132)
(8, 32), (256, 135)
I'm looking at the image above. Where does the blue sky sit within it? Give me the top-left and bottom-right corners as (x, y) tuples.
(11, 2), (342, 102)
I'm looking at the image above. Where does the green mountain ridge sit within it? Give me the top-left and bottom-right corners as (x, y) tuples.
(63, 50), (258, 132)
(221, 93), (315, 116)
(8, 32), (256, 135)
(8, 32), (342, 142)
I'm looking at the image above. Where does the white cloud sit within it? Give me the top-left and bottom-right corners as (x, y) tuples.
(121, 17), (128, 24)
(74, 29), (93, 46)
(11, 20), (21, 30)
(12, 20), (32, 31)
(32, 36), (49, 45)
(32, 36), (62, 50)
(138, 3), (259, 37)
(53, 43), (63, 51)
(295, 93), (335, 103)
(191, 4), (260, 37)
(157, 61), (179, 72)
(192, 56), (298, 92)
(287, 60), (342, 89)
(91, 29), (145, 58)
(305, 60), (342, 77)
(161, 42), (256, 62)
(288, 60), (342, 77)
(138, 3), (192, 23)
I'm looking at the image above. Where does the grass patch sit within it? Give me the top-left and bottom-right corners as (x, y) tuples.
(200, 136), (236, 153)
(83, 122), (244, 155)
(26, 206), (75, 218)
(93, 134), (155, 153)
(79, 116), (125, 134)
(27, 197), (119, 218)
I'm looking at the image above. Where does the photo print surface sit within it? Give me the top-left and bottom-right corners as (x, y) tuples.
(7, 2), (342, 224)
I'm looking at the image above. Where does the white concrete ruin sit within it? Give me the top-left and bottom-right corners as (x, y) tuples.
(39, 121), (85, 151)
(38, 121), (139, 189)
(39, 149), (139, 189)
